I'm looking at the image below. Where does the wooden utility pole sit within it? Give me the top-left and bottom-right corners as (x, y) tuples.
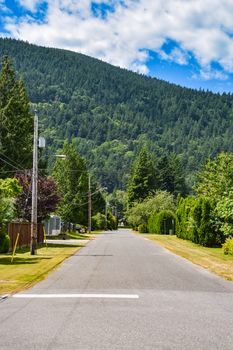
(30, 111), (38, 255)
(105, 200), (108, 231)
(88, 174), (92, 233)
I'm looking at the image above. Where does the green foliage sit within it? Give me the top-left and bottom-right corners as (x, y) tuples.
(0, 178), (22, 224)
(52, 141), (89, 225)
(107, 190), (127, 223)
(2, 39), (233, 191)
(222, 237), (233, 255)
(195, 152), (233, 199)
(0, 233), (10, 253)
(127, 148), (157, 205)
(215, 192), (233, 237)
(195, 152), (233, 238)
(0, 177), (21, 253)
(127, 190), (175, 228)
(148, 210), (176, 234)
(0, 55), (33, 177)
(91, 212), (106, 230)
(176, 196), (223, 247)
(107, 211), (118, 230)
(138, 223), (148, 233)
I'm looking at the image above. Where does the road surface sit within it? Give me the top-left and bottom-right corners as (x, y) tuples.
(0, 229), (233, 350)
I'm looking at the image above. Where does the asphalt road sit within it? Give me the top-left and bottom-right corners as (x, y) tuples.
(0, 229), (233, 350)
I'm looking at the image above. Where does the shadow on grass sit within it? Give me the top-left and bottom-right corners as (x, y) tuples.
(0, 243), (82, 265)
(45, 243), (83, 248)
(0, 256), (50, 265)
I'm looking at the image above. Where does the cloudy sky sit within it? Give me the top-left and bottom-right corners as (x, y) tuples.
(1, 0), (233, 92)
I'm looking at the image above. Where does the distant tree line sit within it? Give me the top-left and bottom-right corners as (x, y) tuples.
(1, 38), (233, 191)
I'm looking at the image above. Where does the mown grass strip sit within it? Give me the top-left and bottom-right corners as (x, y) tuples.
(143, 234), (233, 281)
(0, 243), (83, 295)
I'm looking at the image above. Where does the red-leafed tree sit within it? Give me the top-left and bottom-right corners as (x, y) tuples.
(15, 171), (61, 223)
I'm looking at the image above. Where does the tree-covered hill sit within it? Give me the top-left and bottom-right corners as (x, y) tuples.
(1, 37), (233, 191)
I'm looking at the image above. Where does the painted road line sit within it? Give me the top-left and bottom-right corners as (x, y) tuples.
(13, 294), (139, 299)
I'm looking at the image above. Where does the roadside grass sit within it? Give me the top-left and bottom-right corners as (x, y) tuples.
(0, 243), (82, 295)
(66, 232), (90, 240)
(46, 230), (103, 240)
(46, 231), (91, 240)
(143, 234), (233, 281)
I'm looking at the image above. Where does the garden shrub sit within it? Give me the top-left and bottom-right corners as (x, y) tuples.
(0, 230), (10, 253)
(176, 196), (223, 247)
(91, 212), (118, 231)
(222, 237), (233, 255)
(138, 223), (148, 233)
(148, 210), (175, 234)
(91, 213), (106, 230)
(107, 212), (118, 230)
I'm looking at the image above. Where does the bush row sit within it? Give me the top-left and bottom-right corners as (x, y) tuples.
(148, 210), (176, 235)
(176, 196), (224, 247)
(91, 212), (118, 231)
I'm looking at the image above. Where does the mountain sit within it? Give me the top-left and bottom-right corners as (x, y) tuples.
(1, 37), (233, 191)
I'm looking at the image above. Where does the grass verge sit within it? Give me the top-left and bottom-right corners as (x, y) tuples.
(144, 234), (233, 281)
(0, 243), (82, 295)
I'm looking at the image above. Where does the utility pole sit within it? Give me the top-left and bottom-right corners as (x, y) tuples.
(105, 200), (108, 231)
(31, 111), (38, 255)
(88, 174), (92, 233)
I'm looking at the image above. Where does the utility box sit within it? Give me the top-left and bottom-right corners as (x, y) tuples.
(44, 215), (61, 236)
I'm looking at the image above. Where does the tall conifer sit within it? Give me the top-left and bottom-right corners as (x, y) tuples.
(0, 56), (33, 177)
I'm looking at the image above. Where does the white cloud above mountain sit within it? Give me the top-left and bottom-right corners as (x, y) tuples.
(2, 0), (233, 79)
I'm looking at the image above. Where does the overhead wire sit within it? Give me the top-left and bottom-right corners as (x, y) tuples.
(0, 151), (25, 170)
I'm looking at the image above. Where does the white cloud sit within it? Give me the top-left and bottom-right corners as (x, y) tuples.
(196, 67), (228, 81)
(18, 0), (39, 12)
(3, 0), (233, 78)
(159, 48), (190, 65)
(0, 0), (11, 13)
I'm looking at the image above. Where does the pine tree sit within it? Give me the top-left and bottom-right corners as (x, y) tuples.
(0, 56), (33, 177)
(156, 153), (187, 196)
(52, 141), (89, 225)
(127, 148), (156, 205)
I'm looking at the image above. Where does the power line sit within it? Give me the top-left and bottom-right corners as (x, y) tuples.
(0, 155), (20, 171)
(0, 151), (25, 170)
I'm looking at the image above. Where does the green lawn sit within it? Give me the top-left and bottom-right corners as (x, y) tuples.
(0, 243), (83, 295)
(143, 234), (233, 281)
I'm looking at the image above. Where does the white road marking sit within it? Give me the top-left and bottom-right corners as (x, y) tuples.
(13, 293), (139, 299)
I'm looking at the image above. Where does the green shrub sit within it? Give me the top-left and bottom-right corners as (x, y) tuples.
(91, 212), (118, 231)
(138, 224), (148, 233)
(107, 212), (118, 230)
(0, 233), (10, 253)
(175, 196), (223, 247)
(148, 210), (176, 234)
(222, 237), (233, 255)
(91, 213), (106, 230)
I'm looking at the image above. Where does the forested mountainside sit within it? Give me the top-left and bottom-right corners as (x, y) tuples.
(1, 38), (233, 191)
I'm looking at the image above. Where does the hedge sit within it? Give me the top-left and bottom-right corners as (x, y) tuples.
(148, 210), (176, 234)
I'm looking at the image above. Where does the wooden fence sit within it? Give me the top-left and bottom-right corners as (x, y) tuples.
(8, 222), (44, 250)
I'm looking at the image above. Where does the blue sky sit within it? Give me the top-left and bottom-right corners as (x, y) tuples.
(1, 0), (233, 93)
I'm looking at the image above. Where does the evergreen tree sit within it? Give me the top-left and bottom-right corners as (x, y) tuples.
(127, 148), (156, 205)
(52, 141), (89, 226)
(156, 153), (187, 196)
(0, 56), (33, 177)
